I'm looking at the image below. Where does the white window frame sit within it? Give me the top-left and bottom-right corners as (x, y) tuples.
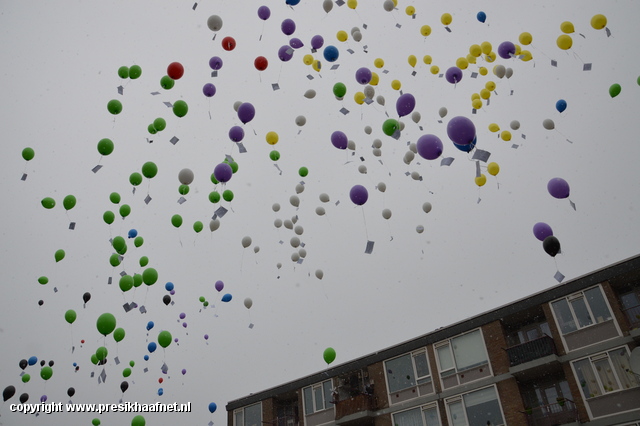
(233, 402), (262, 426)
(302, 379), (333, 415)
(385, 349), (433, 395)
(392, 403), (441, 426)
(444, 385), (505, 426)
(433, 328), (491, 385)
(571, 346), (639, 400)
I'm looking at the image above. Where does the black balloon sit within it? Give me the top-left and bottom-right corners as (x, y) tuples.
(48, 360), (54, 367)
(3, 385), (16, 402)
(19, 393), (29, 403)
(83, 292), (91, 303)
(120, 381), (129, 393)
(67, 387), (75, 397)
(40, 360), (45, 367)
(163, 295), (171, 305)
(543, 235), (561, 257)
(38, 300), (44, 306)
(19, 359), (28, 370)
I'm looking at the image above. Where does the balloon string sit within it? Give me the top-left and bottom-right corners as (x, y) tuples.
(361, 207), (369, 240)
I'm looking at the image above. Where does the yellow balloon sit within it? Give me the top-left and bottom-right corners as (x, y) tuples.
(441, 13), (452, 26)
(514, 44), (522, 55)
(354, 92), (365, 105)
(392, 0), (398, 5)
(420, 25), (432, 37)
(560, 21), (574, 34)
(500, 130), (512, 141)
(408, 55), (417, 68)
(312, 60), (321, 72)
(266, 131), (279, 145)
(456, 57), (469, 70)
(480, 88), (491, 100)
(520, 50), (533, 62)
(556, 34), (572, 50)
(369, 72), (379, 86)
(487, 162), (500, 176)
(485, 51), (496, 63)
(591, 14), (607, 30)
(478, 67), (488, 76)
(336, 30), (348, 42)
(374, 58), (385, 68)
(471, 93), (480, 101)
(469, 44), (482, 57)
(391, 79), (401, 90)
(423, 55), (432, 65)
(405, 6), (415, 16)
(472, 99), (483, 110)
(303, 54), (314, 65)
(481, 41), (492, 55)
(466, 54), (477, 65)
(488, 123), (500, 133)
(519, 32), (533, 46)
(485, 81), (496, 91)
(475, 174), (487, 187)
(430, 65), (439, 75)
(347, 0), (357, 9)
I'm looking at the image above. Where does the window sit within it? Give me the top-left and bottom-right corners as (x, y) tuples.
(445, 387), (505, 426)
(551, 286), (613, 334)
(385, 350), (431, 393)
(234, 403), (262, 426)
(393, 404), (441, 426)
(303, 380), (333, 415)
(572, 347), (639, 399)
(435, 329), (488, 377)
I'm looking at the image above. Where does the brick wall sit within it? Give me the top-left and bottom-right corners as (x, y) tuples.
(262, 398), (275, 426)
(483, 320), (510, 376)
(562, 362), (590, 422)
(368, 361), (389, 410)
(542, 302), (566, 356)
(297, 390), (305, 426)
(496, 378), (526, 425)
(601, 280), (629, 334)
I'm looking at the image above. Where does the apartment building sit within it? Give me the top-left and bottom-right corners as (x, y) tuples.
(227, 255), (640, 426)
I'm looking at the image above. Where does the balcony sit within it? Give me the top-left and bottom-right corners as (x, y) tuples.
(335, 393), (377, 425)
(506, 335), (557, 367)
(524, 399), (580, 426)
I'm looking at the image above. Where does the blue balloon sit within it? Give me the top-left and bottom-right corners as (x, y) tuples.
(285, 0), (300, 4)
(148, 342), (157, 353)
(477, 11), (486, 23)
(209, 402), (217, 413)
(127, 229), (138, 238)
(144, 355), (149, 361)
(221, 293), (232, 302)
(146, 321), (154, 331)
(28, 356), (38, 366)
(158, 388), (164, 396)
(323, 45), (339, 62)
(453, 136), (477, 153)
(556, 99), (567, 113)
(165, 282), (174, 291)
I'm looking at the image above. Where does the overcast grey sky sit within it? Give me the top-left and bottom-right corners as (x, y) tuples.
(1, 1), (640, 424)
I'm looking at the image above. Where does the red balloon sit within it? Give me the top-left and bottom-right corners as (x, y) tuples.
(254, 56), (268, 71)
(158, 378), (163, 384)
(167, 62), (184, 80)
(222, 37), (236, 51)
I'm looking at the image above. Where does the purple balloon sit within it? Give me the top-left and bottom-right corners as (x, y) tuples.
(547, 178), (570, 199)
(281, 19), (296, 36)
(179, 312), (186, 319)
(349, 185), (368, 206)
(416, 134), (443, 160)
(182, 322), (187, 328)
(355, 67), (372, 85)
(170, 289), (175, 295)
(257, 5), (271, 20)
(182, 368), (187, 375)
(278, 45), (294, 62)
(533, 222), (553, 242)
(214, 163), (233, 183)
(202, 83), (216, 97)
(289, 38), (304, 49)
(396, 93), (416, 117)
(331, 131), (348, 150)
(204, 335), (209, 340)
(311, 35), (324, 50)
(445, 66), (463, 84)
(237, 103), (255, 124)
(447, 116), (476, 145)
(209, 56), (223, 70)
(228, 126), (244, 142)
(40, 395), (47, 403)
(497, 41), (516, 59)
(215, 280), (224, 292)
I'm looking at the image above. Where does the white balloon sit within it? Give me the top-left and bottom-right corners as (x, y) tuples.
(290, 237), (300, 248)
(253, 246), (260, 253)
(274, 218), (283, 228)
(298, 248), (307, 258)
(295, 115), (306, 126)
(348, 140), (356, 150)
(376, 95), (385, 106)
(364, 85), (375, 99)
(372, 139), (382, 149)
(543, 119), (555, 130)
(316, 206), (326, 216)
(272, 203), (281, 212)
(505, 68), (513, 79)
(409, 142), (417, 154)
(244, 297), (253, 309)
(364, 125), (372, 135)
(412, 111), (421, 123)
(291, 215), (298, 224)
(295, 184), (305, 194)
(372, 148), (382, 157)
(404, 151), (415, 165)
(233, 101), (243, 111)
(207, 15), (223, 31)
(399, 121), (405, 131)
(358, 165), (368, 174)
(291, 252), (300, 262)
(290, 195), (300, 207)
(315, 269), (324, 279)
(383, 0), (395, 11)
(382, 208), (392, 219)
(319, 193), (330, 203)
(241, 236), (252, 248)
(178, 168), (194, 185)
(276, 262), (282, 269)
(438, 107), (448, 118)
(352, 31), (362, 42)
(510, 120), (520, 130)
(323, 0), (333, 13)
(209, 219), (220, 232)
(350, 27), (360, 36)
(416, 225), (425, 233)
(304, 89), (316, 99)
(294, 225), (304, 235)
(493, 64), (506, 79)
(411, 171), (421, 180)
(422, 202), (432, 213)
(377, 182), (387, 193)
(284, 219), (293, 230)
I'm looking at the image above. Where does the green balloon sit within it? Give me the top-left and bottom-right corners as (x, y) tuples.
(153, 117), (166, 131)
(107, 99), (123, 115)
(141, 161), (158, 179)
(209, 191), (221, 203)
(119, 275), (134, 292)
(179, 184), (190, 195)
(38, 276), (48, 285)
(95, 346), (108, 361)
(134, 236), (144, 248)
(142, 268), (158, 286)
(90, 354), (99, 365)
(122, 367), (132, 377)
(173, 100), (188, 118)
(65, 309), (77, 324)
(269, 150), (280, 161)
(118, 66), (129, 79)
(299, 167), (309, 177)
(119, 204), (131, 218)
(160, 75), (175, 90)
(382, 118), (400, 136)
(129, 360), (135, 367)
(103, 210), (115, 225)
(133, 273), (143, 288)
(129, 172), (143, 186)
(109, 253), (121, 267)
(203, 300), (209, 307)
(55, 249), (65, 263)
(230, 161), (239, 173)
(223, 189), (234, 202)
(113, 327), (126, 343)
(158, 330), (172, 348)
(199, 296), (205, 302)
(40, 366), (53, 380)
(22, 147), (35, 161)
(139, 256), (149, 267)
(333, 82), (347, 98)
(21, 374), (30, 383)
(323, 347), (336, 365)
(96, 313), (117, 336)
(193, 221), (204, 233)
(131, 415), (146, 426)
(109, 192), (121, 204)
(112, 236), (126, 252)
(171, 214), (183, 228)
(129, 65), (142, 79)
(147, 124), (157, 134)
(637, 75), (640, 86)
(63, 195), (76, 211)
(609, 83), (621, 98)
(210, 173), (219, 185)
(41, 197), (56, 209)
(92, 418), (101, 426)
(97, 138), (114, 156)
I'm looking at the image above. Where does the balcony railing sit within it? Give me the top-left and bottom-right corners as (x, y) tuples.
(506, 335), (557, 367)
(334, 393), (377, 420)
(524, 399), (579, 426)
(273, 414), (298, 426)
(622, 303), (640, 329)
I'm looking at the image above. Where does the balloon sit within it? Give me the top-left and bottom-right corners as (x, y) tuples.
(40, 366), (53, 380)
(323, 347), (336, 365)
(265, 131), (279, 145)
(118, 66), (129, 78)
(22, 374), (31, 383)
(209, 402), (218, 413)
(286, 0), (300, 5)
(41, 197), (55, 209)
(209, 56), (223, 70)
(519, 32), (532, 45)
(475, 174), (487, 187)
(542, 119), (555, 130)
(487, 162), (500, 176)
(97, 138), (114, 156)
(244, 298), (253, 309)
(533, 222), (553, 242)
(3, 385), (16, 402)
(140, 161), (157, 179)
(214, 163), (233, 183)
(148, 342), (157, 353)
(167, 62), (184, 80)
(556, 35), (572, 50)
(95, 346), (108, 361)
(206, 14), (223, 31)
(19, 393), (28, 403)
(134, 236), (144, 247)
(173, 100), (188, 118)
(97, 313), (116, 336)
(202, 83), (216, 98)
(160, 75), (174, 90)
(416, 134), (443, 160)
(158, 330), (172, 348)
(497, 41), (516, 59)
(407, 55), (417, 68)
(146, 321), (154, 331)
(142, 268), (158, 286)
(242, 236), (252, 248)
(64, 309), (76, 324)
(278, 45), (294, 62)
(171, 214), (183, 228)
(445, 67), (463, 84)
(543, 235), (561, 257)
(349, 185), (368, 206)
(447, 116), (476, 145)
(422, 202), (432, 213)
(477, 11), (486, 23)
(510, 120), (520, 130)
(254, 56), (268, 71)
(547, 178), (570, 199)
(193, 221), (204, 233)
(62, 195), (76, 211)
(382, 119), (399, 136)
(269, 150), (280, 161)
(28, 356), (37, 366)
(120, 381), (129, 393)
(438, 107), (448, 118)
(114, 327), (125, 342)
(222, 36), (236, 51)
(55, 249), (65, 262)
(501, 131), (512, 141)
(82, 292), (91, 304)
(107, 99), (122, 115)
(453, 136), (477, 153)
(281, 18), (296, 36)
(355, 67), (372, 85)
(556, 99), (567, 113)
(131, 415), (146, 426)
(222, 293), (232, 302)
(215, 280), (224, 292)
(396, 93), (416, 117)
(237, 102), (255, 124)
(331, 131), (348, 150)
(129, 65), (142, 79)
(591, 14), (607, 30)
(323, 45), (339, 62)
(609, 83), (621, 98)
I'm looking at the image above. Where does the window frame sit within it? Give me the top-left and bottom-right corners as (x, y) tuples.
(433, 328), (491, 384)
(550, 285), (615, 335)
(384, 349), (433, 395)
(233, 402), (262, 426)
(302, 379), (334, 415)
(392, 402), (441, 426)
(444, 385), (505, 426)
